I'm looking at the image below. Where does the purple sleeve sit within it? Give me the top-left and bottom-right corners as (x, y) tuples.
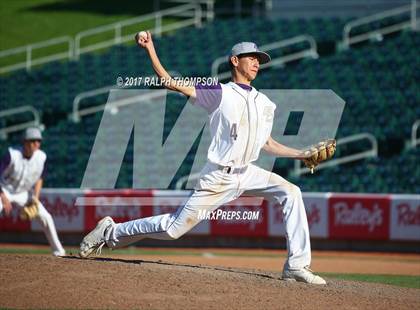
(41, 159), (47, 179)
(0, 151), (11, 176)
(194, 82), (222, 114)
(0, 152), (11, 193)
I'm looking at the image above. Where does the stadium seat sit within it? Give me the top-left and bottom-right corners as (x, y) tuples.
(0, 20), (418, 192)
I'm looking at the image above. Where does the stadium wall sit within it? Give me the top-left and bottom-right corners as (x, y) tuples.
(0, 189), (419, 251)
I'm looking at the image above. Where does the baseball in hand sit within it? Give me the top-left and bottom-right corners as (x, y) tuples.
(138, 31), (148, 40)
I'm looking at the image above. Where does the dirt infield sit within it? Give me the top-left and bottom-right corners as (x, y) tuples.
(110, 248), (420, 276)
(1, 253), (419, 310)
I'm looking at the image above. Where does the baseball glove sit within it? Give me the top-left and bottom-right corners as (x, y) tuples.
(302, 139), (337, 174)
(20, 197), (40, 221)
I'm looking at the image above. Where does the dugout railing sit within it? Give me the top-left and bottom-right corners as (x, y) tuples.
(411, 119), (420, 148)
(72, 89), (167, 124)
(340, 0), (419, 49)
(0, 37), (74, 74)
(165, 0), (215, 22)
(74, 3), (203, 60)
(0, 3), (209, 74)
(0, 106), (44, 140)
(0, 1), (417, 74)
(71, 71), (182, 122)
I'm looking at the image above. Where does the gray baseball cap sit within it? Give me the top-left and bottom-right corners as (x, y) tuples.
(230, 42), (271, 64)
(23, 127), (42, 140)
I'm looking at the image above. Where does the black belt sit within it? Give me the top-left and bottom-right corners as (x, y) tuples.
(216, 164), (248, 175)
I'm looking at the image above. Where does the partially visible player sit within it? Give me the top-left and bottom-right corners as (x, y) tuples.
(80, 31), (328, 284)
(0, 127), (65, 256)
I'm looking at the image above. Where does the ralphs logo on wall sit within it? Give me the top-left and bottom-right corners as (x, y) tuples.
(390, 195), (420, 241)
(329, 194), (390, 240)
(81, 190), (153, 231)
(268, 193), (328, 238)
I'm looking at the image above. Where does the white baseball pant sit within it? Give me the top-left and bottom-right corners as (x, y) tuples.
(0, 188), (65, 256)
(105, 162), (311, 269)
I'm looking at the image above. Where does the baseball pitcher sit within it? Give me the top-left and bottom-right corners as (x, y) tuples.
(80, 31), (335, 284)
(0, 127), (66, 256)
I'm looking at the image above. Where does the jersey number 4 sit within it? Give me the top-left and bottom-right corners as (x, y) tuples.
(230, 123), (238, 140)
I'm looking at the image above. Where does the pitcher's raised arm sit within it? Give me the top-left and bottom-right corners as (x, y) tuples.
(135, 31), (196, 98)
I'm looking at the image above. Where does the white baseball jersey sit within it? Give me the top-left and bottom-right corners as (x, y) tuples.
(195, 81), (276, 167)
(0, 147), (65, 256)
(0, 147), (46, 194)
(102, 81), (311, 270)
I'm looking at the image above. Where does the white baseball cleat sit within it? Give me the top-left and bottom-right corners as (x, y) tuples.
(282, 266), (327, 285)
(53, 249), (66, 257)
(79, 216), (115, 258)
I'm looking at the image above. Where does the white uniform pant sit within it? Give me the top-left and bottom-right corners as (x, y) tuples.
(106, 163), (311, 269)
(0, 188), (65, 256)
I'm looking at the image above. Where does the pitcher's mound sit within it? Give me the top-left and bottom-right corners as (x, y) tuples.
(1, 254), (419, 309)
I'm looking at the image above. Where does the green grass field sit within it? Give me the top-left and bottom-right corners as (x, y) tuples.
(1, 247), (419, 289)
(319, 273), (420, 289)
(0, 0), (179, 67)
(0, 0), (178, 49)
